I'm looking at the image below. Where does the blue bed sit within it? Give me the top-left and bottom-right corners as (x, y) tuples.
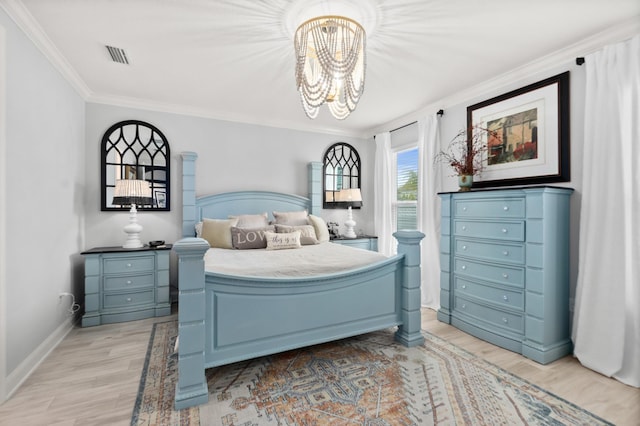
(172, 152), (425, 409)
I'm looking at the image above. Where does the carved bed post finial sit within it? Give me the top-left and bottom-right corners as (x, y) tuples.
(393, 230), (426, 347)
(173, 237), (210, 410)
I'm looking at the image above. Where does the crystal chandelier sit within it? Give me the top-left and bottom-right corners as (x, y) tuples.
(294, 16), (366, 120)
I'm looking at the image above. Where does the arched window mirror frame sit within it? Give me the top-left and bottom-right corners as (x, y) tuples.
(101, 120), (171, 211)
(323, 142), (361, 209)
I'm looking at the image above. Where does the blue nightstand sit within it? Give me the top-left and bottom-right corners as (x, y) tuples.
(81, 245), (172, 326)
(330, 235), (378, 251)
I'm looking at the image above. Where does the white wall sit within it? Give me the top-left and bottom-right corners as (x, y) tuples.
(84, 103), (374, 250)
(0, 8), (85, 398)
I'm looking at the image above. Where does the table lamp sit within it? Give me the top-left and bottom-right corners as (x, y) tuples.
(112, 179), (154, 248)
(336, 188), (362, 238)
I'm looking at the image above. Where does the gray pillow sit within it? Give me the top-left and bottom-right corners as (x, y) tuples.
(231, 225), (275, 249)
(275, 224), (319, 245)
(272, 210), (309, 226)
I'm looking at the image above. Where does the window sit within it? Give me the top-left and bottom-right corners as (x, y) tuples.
(394, 148), (419, 230)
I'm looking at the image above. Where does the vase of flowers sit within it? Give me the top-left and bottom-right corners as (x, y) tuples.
(435, 126), (493, 192)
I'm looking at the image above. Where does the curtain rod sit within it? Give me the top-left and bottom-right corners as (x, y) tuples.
(389, 110), (444, 133)
(390, 121), (417, 133)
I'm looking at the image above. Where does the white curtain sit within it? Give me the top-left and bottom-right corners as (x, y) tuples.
(418, 115), (442, 308)
(572, 35), (640, 388)
(374, 132), (395, 256)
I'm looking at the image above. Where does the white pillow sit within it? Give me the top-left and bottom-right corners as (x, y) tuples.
(273, 210), (308, 226)
(195, 221), (203, 237)
(201, 218), (238, 249)
(308, 214), (330, 243)
(265, 230), (301, 250)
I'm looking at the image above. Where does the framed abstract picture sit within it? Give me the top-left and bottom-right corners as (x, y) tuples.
(468, 71), (570, 188)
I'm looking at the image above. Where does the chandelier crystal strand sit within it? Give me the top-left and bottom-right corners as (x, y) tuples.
(294, 16), (366, 120)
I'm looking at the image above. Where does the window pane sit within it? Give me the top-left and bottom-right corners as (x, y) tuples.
(397, 149), (418, 201)
(396, 148), (419, 230)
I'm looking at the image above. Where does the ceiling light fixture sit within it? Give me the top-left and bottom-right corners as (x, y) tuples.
(294, 15), (366, 120)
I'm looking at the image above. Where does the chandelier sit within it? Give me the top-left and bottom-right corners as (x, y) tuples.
(294, 16), (366, 120)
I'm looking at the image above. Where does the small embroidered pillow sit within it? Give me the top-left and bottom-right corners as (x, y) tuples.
(265, 230), (302, 250)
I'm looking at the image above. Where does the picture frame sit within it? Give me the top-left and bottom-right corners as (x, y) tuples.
(154, 190), (166, 208)
(468, 71), (570, 188)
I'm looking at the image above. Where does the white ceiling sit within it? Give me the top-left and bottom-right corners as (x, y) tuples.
(6, 0), (640, 137)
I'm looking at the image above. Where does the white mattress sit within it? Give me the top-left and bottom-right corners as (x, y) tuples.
(204, 242), (388, 277)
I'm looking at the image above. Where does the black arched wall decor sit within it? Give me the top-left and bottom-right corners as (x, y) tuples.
(101, 120), (171, 211)
(323, 142), (361, 209)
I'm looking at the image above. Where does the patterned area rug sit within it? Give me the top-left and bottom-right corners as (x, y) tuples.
(132, 321), (612, 425)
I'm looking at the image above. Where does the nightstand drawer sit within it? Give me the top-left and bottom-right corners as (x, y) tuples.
(455, 238), (525, 265)
(104, 273), (154, 291)
(454, 257), (524, 287)
(454, 277), (524, 311)
(454, 198), (525, 218)
(454, 220), (525, 241)
(103, 256), (155, 274)
(104, 290), (154, 308)
(454, 296), (524, 335)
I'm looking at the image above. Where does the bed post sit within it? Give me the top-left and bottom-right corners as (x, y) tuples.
(173, 238), (210, 410)
(182, 151), (198, 237)
(307, 161), (322, 215)
(393, 230), (425, 347)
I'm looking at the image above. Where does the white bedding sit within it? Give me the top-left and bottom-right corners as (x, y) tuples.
(204, 242), (388, 277)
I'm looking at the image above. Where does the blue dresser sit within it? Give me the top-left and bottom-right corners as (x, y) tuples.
(81, 245), (172, 326)
(437, 187), (573, 364)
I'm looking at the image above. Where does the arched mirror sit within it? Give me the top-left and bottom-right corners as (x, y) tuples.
(323, 142), (361, 209)
(101, 120), (170, 211)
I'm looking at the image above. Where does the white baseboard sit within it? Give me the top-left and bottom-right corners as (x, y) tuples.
(4, 317), (75, 401)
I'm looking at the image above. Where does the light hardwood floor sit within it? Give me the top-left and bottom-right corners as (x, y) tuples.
(0, 308), (638, 425)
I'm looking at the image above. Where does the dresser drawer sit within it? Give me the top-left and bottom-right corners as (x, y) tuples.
(104, 273), (154, 291)
(454, 198), (525, 218)
(455, 238), (525, 265)
(454, 257), (524, 287)
(454, 277), (524, 311)
(103, 289), (154, 308)
(103, 255), (155, 274)
(454, 220), (525, 241)
(454, 296), (524, 335)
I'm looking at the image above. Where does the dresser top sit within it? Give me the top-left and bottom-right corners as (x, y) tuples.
(81, 244), (172, 255)
(438, 185), (573, 195)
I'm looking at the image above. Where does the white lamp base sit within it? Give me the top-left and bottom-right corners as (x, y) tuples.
(122, 204), (144, 248)
(343, 206), (357, 239)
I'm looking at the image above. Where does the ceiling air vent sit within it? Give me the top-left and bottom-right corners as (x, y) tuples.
(106, 45), (129, 65)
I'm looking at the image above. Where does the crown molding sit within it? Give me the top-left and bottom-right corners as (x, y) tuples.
(370, 17), (640, 137)
(0, 0), (91, 98)
(88, 93), (370, 139)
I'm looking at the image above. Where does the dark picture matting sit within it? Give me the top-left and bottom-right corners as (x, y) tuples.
(468, 71), (570, 188)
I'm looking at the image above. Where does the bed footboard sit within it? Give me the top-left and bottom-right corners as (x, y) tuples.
(173, 230), (424, 410)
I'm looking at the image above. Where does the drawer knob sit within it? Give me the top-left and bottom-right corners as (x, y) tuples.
(463, 207), (467, 211)
(462, 245), (467, 250)
(462, 284), (467, 289)
(502, 273), (509, 279)
(461, 265), (467, 270)
(502, 317), (508, 323)
(503, 206), (509, 211)
(462, 225), (467, 231)
(126, 263), (132, 268)
(462, 304), (466, 309)
(126, 280), (132, 285)
(503, 295), (509, 301)
(503, 250), (509, 256)
(126, 297), (132, 302)
(501, 228), (508, 233)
